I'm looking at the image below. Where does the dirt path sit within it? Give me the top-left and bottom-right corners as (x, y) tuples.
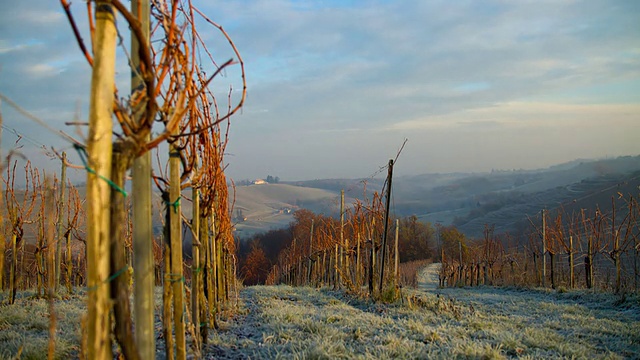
(417, 262), (441, 292)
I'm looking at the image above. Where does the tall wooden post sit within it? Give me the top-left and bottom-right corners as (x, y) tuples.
(162, 231), (174, 360)
(379, 159), (393, 294)
(569, 235), (574, 289)
(198, 215), (209, 342)
(0, 110), (4, 291)
(614, 229), (621, 293)
(355, 233), (361, 287)
(46, 179), (56, 298)
(307, 219), (314, 284)
(130, 0), (155, 357)
(206, 212), (216, 328)
(55, 152), (67, 292)
(191, 181), (201, 355)
(86, 2), (116, 358)
(542, 209), (546, 288)
(110, 145), (140, 360)
(634, 231), (638, 291)
(46, 179), (57, 360)
(169, 143), (186, 360)
(340, 190), (345, 285)
(394, 219), (399, 287)
(65, 222), (73, 294)
(368, 220), (376, 295)
(292, 238), (296, 286)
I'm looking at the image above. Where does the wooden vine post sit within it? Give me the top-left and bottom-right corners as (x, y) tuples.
(86, 2), (116, 358)
(0, 111), (3, 291)
(339, 190), (344, 286)
(356, 233), (361, 288)
(542, 209), (546, 288)
(191, 171), (201, 355)
(55, 152), (67, 293)
(379, 159), (393, 294)
(109, 142), (140, 360)
(569, 235), (574, 289)
(307, 219), (314, 284)
(209, 211), (218, 325)
(394, 218), (399, 288)
(46, 178), (57, 360)
(46, 180), (56, 298)
(198, 215), (209, 342)
(130, 0), (155, 358)
(368, 218), (376, 295)
(169, 140), (187, 360)
(65, 187), (81, 295)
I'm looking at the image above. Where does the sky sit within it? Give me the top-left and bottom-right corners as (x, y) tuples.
(0, 0), (639, 183)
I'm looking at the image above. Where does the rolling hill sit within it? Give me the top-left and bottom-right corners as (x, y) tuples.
(231, 183), (343, 238)
(262, 155), (640, 239)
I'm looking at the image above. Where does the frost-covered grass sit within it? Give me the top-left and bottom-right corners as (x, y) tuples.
(0, 289), (84, 360)
(1, 264), (638, 359)
(207, 264), (639, 359)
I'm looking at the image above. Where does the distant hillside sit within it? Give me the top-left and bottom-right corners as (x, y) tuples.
(281, 155), (640, 239)
(395, 156), (640, 238)
(231, 183), (341, 238)
(10, 156), (637, 244)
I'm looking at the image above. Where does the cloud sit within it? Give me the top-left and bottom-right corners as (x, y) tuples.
(389, 102), (640, 131)
(1, 0), (639, 181)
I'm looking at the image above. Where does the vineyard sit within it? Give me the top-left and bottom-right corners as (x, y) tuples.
(438, 198), (640, 294)
(2, 264), (638, 359)
(1, 1), (640, 360)
(1, 1), (244, 359)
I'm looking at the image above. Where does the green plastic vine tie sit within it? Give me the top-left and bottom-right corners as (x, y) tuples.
(165, 196), (181, 213)
(86, 265), (129, 292)
(74, 144), (128, 197)
(167, 273), (185, 283)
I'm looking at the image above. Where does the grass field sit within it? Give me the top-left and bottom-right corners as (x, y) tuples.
(1, 264), (638, 359)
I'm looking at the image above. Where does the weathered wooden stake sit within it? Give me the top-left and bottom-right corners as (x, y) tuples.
(394, 218), (399, 288)
(86, 3), (116, 358)
(55, 152), (67, 293)
(131, 0), (154, 355)
(542, 209), (546, 288)
(307, 219), (314, 284)
(569, 235), (574, 289)
(191, 181), (201, 355)
(110, 144), (140, 360)
(169, 143), (186, 360)
(379, 159), (393, 294)
(0, 109), (3, 291)
(340, 190), (344, 286)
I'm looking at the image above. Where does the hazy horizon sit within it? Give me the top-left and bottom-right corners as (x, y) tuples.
(1, 1), (639, 183)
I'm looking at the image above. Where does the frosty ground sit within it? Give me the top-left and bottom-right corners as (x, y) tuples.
(201, 264), (639, 359)
(1, 264), (639, 359)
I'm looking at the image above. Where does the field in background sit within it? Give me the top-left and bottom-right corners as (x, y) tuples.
(232, 183), (341, 237)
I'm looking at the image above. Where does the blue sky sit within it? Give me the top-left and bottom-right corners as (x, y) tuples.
(0, 0), (639, 182)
